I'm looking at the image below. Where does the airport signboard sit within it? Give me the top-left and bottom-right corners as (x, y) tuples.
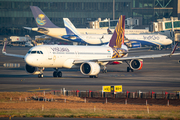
(102, 85), (122, 93)
(102, 86), (111, 92)
(114, 85), (122, 92)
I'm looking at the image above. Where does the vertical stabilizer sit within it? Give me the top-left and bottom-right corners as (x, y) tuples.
(63, 18), (81, 36)
(109, 15), (125, 48)
(30, 6), (58, 28)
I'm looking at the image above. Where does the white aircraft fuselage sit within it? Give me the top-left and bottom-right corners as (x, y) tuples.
(73, 34), (172, 46)
(125, 34), (172, 46)
(31, 27), (172, 46)
(31, 27), (108, 40)
(25, 44), (128, 68)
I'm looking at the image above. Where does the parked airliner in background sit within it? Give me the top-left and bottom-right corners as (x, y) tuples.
(63, 18), (172, 47)
(24, 6), (108, 40)
(62, 18), (111, 45)
(25, 6), (172, 48)
(3, 15), (180, 78)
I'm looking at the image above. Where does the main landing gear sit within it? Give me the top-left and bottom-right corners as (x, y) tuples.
(102, 65), (107, 73)
(53, 68), (62, 77)
(127, 67), (134, 72)
(125, 61), (134, 72)
(38, 68), (44, 78)
(89, 74), (98, 78)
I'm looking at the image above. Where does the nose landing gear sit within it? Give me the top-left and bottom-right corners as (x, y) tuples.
(38, 68), (44, 78)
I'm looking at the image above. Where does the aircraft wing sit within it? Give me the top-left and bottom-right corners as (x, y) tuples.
(23, 27), (32, 31)
(73, 43), (180, 64)
(2, 40), (25, 59)
(73, 52), (180, 64)
(128, 47), (151, 50)
(2, 52), (24, 58)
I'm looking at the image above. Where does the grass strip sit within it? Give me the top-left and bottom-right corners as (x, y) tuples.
(0, 109), (180, 119)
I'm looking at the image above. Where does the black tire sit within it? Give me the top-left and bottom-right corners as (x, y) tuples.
(131, 69), (134, 72)
(57, 71), (62, 77)
(38, 74), (43, 78)
(41, 74), (44, 78)
(53, 71), (58, 77)
(103, 70), (107, 73)
(38, 74), (41, 78)
(89, 76), (93, 78)
(94, 75), (98, 78)
(127, 67), (130, 72)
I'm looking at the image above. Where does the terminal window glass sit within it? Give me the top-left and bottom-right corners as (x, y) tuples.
(110, 21), (118, 27)
(165, 22), (172, 29)
(173, 21), (180, 28)
(100, 22), (109, 28)
(0, 2), (11, 9)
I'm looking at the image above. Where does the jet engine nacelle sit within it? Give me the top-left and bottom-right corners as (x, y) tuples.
(25, 64), (41, 74)
(80, 62), (100, 75)
(129, 59), (143, 70)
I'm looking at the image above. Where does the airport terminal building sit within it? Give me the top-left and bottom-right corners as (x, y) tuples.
(0, 0), (179, 37)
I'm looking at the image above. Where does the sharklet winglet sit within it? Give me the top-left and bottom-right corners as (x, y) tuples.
(170, 42), (178, 57)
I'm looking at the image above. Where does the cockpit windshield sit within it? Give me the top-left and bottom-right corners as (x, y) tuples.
(27, 50), (43, 54)
(31, 51), (36, 54)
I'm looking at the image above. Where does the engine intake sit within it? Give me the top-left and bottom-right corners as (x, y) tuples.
(129, 59), (143, 70)
(25, 64), (40, 74)
(80, 62), (100, 75)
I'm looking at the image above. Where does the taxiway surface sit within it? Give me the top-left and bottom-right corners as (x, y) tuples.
(0, 46), (180, 93)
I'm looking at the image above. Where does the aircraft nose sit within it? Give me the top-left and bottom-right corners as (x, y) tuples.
(25, 55), (33, 65)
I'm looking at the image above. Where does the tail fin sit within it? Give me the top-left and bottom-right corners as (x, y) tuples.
(109, 15), (125, 48)
(63, 18), (81, 36)
(30, 6), (58, 28)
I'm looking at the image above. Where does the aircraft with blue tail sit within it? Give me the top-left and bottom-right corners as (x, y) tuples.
(63, 18), (172, 47)
(62, 18), (111, 45)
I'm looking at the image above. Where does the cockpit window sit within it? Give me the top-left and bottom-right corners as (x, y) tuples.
(40, 51), (43, 54)
(31, 51), (36, 54)
(28, 51), (31, 54)
(28, 50), (43, 54)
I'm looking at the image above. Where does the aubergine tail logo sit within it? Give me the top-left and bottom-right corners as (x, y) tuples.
(30, 6), (58, 28)
(109, 15), (125, 48)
